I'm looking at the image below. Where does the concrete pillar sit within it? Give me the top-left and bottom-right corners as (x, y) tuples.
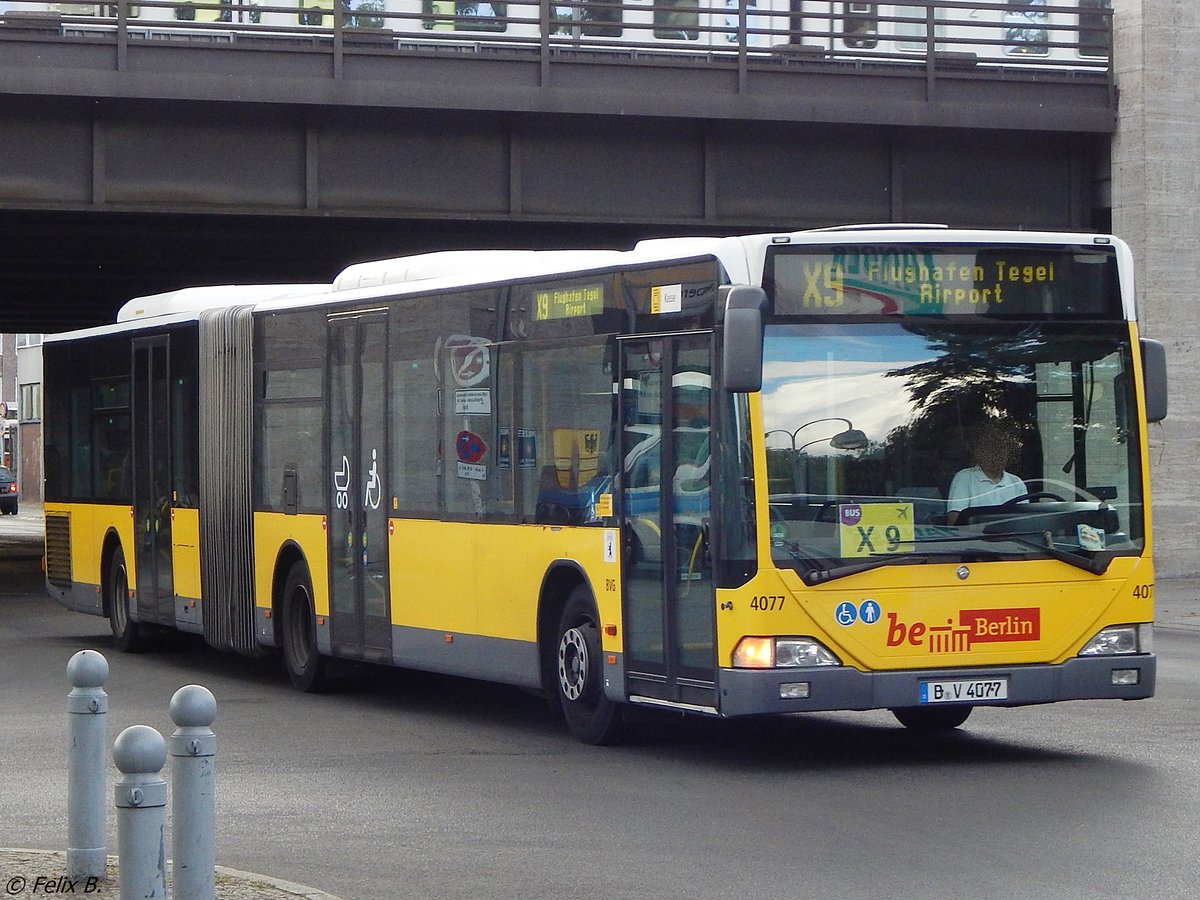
(1111, 0), (1200, 575)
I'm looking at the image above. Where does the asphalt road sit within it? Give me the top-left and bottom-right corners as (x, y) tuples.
(2, 516), (1199, 899)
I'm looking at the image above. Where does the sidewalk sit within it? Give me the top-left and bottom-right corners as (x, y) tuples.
(0, 848), (340, 899)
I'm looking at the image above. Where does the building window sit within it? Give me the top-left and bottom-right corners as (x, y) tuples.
(16, 334), (43, 349)
(1078, 0), (1112, 58)
(20, 383), (42, 422)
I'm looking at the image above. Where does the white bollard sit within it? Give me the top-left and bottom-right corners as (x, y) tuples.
(113, 724), (169, 900)
(170, 684), (217, 900)
(66, 649), (109, 880)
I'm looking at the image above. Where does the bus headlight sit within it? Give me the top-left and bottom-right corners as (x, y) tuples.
(1078, 624), (1151, 657)
(733, 637), (841, 668)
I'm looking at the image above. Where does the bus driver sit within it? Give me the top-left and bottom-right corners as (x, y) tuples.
(946, 421), (1026, 525)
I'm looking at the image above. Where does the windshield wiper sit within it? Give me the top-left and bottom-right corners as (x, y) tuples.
(801, 554), (930, 586)
(979, 530), (1114, 575)
(906, 530), (1114, 575)
(772, 537), (827, 568)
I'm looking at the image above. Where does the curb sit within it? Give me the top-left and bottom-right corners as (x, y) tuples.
(213, 864), (345, 900)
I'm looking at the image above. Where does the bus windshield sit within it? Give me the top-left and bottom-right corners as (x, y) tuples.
(760, 321), (1145, 583)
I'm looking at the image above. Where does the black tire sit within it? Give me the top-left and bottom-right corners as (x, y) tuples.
(108, 544), (149, 653)
(281, 560), (326, 692)
(555, 585), (624, 745)
(891, 705), (972, 731)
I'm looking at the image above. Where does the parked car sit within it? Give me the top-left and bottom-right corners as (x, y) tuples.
(0, 466), (17, 515)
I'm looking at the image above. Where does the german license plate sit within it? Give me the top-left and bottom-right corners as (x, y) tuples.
(919, 678), (1008, 704)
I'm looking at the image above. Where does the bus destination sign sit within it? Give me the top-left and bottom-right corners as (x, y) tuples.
(768, 245), (1119, 318)
(534, 284), (604, 321)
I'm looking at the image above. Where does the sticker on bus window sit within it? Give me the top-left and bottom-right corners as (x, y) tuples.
(455, 389), (491, 415)
(517, 429), (537, 469)
(456, 430), (488, 463)
(442, 334), (491, 387)
(650, 284), (682, 314)
(457, 461), (487, 481)
(838, 503), (915, 558)
(498, 427), (511, 470)
(1077, 524), (1106, 551)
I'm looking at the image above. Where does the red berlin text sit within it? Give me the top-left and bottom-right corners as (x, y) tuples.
(963, 607), (1040, 643)
(886, 607), (1041, 651)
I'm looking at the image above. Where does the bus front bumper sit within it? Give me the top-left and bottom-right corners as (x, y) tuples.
(717, 654), (1156, 717)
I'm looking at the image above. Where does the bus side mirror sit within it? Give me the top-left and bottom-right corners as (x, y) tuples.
(721, 285), (767, 393)
(1141, 338), (1167, 423)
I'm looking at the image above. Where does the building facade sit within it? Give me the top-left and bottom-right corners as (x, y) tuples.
(16, 334), (42, 504)
(0, 332), (43, 503)
(0, 333), (15, 472)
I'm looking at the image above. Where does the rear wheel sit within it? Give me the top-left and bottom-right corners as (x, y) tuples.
(107, 545), (149, 653)
(556, 585), (624, 745)
(281, 560), (326, 692)
(891, 705), (972, 731)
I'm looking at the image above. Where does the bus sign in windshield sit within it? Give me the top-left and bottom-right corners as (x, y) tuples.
(767, 245), (1120, 318)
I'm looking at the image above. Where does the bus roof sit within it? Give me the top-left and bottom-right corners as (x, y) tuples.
(46, 227), (1134, 342)
(257, 239), (755, 312)
(117, 284), (333, 322)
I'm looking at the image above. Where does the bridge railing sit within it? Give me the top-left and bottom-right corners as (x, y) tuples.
(0, 1), (1115, 78)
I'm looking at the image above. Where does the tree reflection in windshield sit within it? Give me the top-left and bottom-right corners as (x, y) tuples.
(760, 322), (1143, 578)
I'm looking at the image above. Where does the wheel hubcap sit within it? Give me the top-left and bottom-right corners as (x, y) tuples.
(558, 627), (588, 701)
(112, 565), (128, 632)
(288, 589), (312, 669)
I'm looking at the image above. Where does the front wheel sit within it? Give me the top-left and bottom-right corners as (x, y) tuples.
(891, 705), (972, 731)
(108, 544), (149, 653)
(280, 560), (327, 692)
(556, 585), (624, 745)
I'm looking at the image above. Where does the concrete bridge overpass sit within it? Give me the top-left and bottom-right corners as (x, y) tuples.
(0, 1), (1116, 331)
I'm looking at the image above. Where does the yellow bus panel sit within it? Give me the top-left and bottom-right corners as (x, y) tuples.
(47, 502), (136, 590)
(171, 507), (202, 601)
(252, 512), (331, 616)
(388, 520), (622, 648)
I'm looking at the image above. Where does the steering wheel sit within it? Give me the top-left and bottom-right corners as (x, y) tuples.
(1023, 478), (1105, 504)
(1000, 490), (1065, 507)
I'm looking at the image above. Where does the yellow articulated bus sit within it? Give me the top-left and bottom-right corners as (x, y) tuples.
(43, 226), (1166, 743)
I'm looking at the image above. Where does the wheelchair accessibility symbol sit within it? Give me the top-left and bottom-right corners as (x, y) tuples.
(835, 600), (882, 626)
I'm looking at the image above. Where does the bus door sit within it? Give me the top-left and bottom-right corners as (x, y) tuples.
(620, 335), (717, 709)
(131, 336), (175, 626)
(327, 313), (392, 662)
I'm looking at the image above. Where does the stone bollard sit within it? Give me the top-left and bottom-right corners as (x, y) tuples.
(66, 649), (109, 880)
(170, 684), (217, 900)
(113, 724), (169, 900)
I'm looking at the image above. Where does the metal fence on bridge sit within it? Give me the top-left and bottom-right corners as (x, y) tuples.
(0, 1), (1115, 84)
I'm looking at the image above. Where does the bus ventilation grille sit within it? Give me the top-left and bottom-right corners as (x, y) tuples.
(45, 513), (72, 589)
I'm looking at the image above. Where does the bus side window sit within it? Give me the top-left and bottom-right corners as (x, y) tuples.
(521, 339), (613, 526)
